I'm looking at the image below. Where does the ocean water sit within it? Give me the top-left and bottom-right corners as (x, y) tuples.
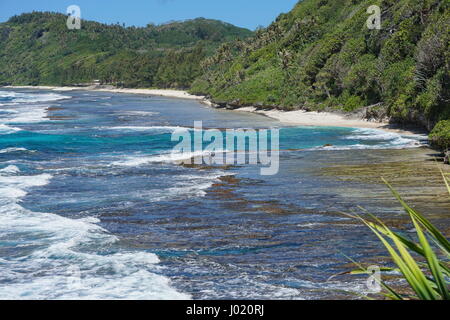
(0, 89), (428, 299)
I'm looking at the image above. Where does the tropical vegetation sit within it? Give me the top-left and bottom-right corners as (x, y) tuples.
(0, 12), (253, 88)
(346, 173), (450, 300)
(191, 0), (449, 133)
(0, 1), (449, 144)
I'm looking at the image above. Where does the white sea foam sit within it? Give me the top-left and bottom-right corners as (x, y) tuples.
(111, 125), (189, 131)
(0, 91), (71, 105)
(0, 171), (52, 202)
(97, 125), (195, 133)
(344, 128), (426, 147)
(0, 124), (21, 134)
(2, 106), (49, 124)
(0, 147), (28, 154)
(134, 171), (232, 202)
(0, 165), (20, 174)
(112, 149), (227, 167)
(0, 166), (190, 300)
(0, 91), (71, 132)
(297, 223), (325, 228)
(344, 128), (399, 141)
(309, 128), (427, 151)
(114, 111), (159, 116)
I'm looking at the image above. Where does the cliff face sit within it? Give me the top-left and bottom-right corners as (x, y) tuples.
(191, 0), (449, 131)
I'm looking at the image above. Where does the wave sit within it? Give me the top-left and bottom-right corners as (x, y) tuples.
(344, 128), (426, 146)
(0, 91), (71, 106)
(0, 147), (30, 154)
(0, 124), (21, 134)
(112, 125), (188, 131)
(315, 143), (420, 151)
(2, 105), (51, 124)
(0, 166), (189, 300)
(0, 91), (71, 130)
(97, 125), (195, 133)
(0, 170), (53, 201)
(343, 128), (399, 140)
(112, 149), (228, 167)
(142, 171), (233, 201)
(307, 128), (427, 151)
(114, 111), (159, 117)
(0, 165), (20, 174)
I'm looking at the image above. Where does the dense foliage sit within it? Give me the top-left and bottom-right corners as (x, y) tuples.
(191, 0), (449, 130)
(0, 12), (252, 88)
(430, 120), (450, 149)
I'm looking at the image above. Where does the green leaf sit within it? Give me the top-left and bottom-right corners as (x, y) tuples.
(357, 216), (430, 299)
(440, 168), (450, 196)
(382, 178), (450, 254)
(409, 213), (450, 299)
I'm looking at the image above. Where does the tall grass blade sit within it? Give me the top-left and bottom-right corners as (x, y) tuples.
(440, 168), (450, 196)
(409, 214), (450, 299)
(358, 216), (435, 300)
(382, 178), (450, 253)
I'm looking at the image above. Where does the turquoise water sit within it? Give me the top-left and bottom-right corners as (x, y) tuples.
(0, 89), (426, 299)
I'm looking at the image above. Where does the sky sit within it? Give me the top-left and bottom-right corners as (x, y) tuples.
(0, 0), (299, 30)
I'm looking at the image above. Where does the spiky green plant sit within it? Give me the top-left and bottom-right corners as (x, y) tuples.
(344, 171), (450, 300)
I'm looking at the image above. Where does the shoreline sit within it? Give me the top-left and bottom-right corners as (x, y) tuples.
(202, 101), (427, 136)
(3, 85), (426, 136)
(3, 85), (205, 101)
(230, 106), (426, 136)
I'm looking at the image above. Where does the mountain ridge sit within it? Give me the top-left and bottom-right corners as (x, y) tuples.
(0, 11), (253, 89)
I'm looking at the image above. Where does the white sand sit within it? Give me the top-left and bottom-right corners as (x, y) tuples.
(95, 88), (204, 100)
(3, 85), (204, 100)
(234, 107), (421, 135)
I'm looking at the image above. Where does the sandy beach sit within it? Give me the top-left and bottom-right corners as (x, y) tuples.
(175, 92), (424, 136)
(3, 85), (425, 136)
(3, 85), (204, 100)
(232, 107), (423, 135)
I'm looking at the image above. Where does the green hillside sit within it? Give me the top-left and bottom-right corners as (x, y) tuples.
(191, 0), (449, 131)
(0, 12), (253, 88)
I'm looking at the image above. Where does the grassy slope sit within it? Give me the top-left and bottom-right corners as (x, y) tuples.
(0, 12), (253, 89)
(191, 0), (449, 131)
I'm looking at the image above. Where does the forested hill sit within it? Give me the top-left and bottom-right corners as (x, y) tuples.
(191, 0), (449, 131)
(0, 12), (253, 88)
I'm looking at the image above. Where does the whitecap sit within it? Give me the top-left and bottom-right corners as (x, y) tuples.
(0, 124), (21, 134)
(114, 111), (158, 116)
(0, 147), (28, 154)
(3, 105), (49, 124)
(342, 128), (426, 149)
(134, 171), (233, 202)
(0, 165), (20, 174)
(308, 128), (427, 151)
(112, 149), (228, 167)
(0, 169), (189, 300)
(0, 90), (71, 105)
(97, 125), (193, 133)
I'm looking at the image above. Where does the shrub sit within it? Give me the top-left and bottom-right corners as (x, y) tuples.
(430, 120), (450, 150)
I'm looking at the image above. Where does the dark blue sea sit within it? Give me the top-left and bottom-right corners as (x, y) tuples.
(0, 89), (429, 299)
